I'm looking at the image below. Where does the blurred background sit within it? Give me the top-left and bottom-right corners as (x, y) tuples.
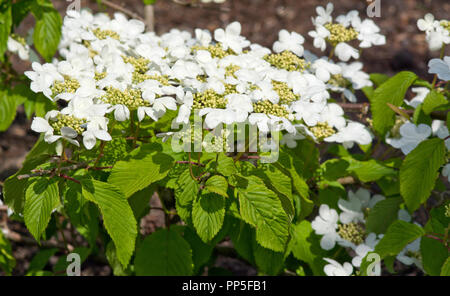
(1, 0), (449, 275)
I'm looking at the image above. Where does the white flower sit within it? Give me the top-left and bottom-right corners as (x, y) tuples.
(417, 14), (439, 32)
(336, 10), (359, 27)
(396, 238), (422, 269)
(214, 22), (250, 54)
(426, 26), (450, 51)
(339, 62), (372, 89)
(7, 36), (30, 60)
(405, 87), (430, 108)
(109, 104), (130, 121)
(273, 30), (305, 56)
(351, 233), (381, 268)
(311, 204), (341, 250)
(308, 25), (330, 51)
(431, 120), (450, 150)
(25, 62), (64, 99)
(320, 103), (346, 130)
(323, 258), (353, 276)
(31, 115), (80, 146)
(312, 58), (342, 82)
(442, 163), (450, 183)
(385, 122), (432, 155)
(428, 56), (450, 81)
(325, 121), (372, 148)
(335, 42), (359, 62)
(398, 208), (412, 222)
(82, 129), (111, 150)
(195, 29), (212, 46)
(352, 19), (386, 48)
(313, 3), (334, 26)
(338, 188), (369, 224)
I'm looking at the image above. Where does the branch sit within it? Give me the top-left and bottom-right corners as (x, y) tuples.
(176, 160), (205, 167)
(100, 0), (145, 22)
(337, 176), (356, 185)
(144, 5), (155, 32)
(17, 162), (113, 180)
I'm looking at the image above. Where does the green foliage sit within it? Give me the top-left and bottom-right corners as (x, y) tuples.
(134, 228), (193, 276)
(192, 192), (225, 242)
(31, 0), (62, 61)
(366, 197), (403, 234)
(422, 90), (449, 114)
(0, 88), (18, 131)
(0, 230), (16, 275)
(370, 71), (417, 136)
(399, 138), (446, 212)
(374, 221), (425, 259)
(0, 1), (12, 61)
(24, 177), (60, 241)
(82, 179), (137, 268)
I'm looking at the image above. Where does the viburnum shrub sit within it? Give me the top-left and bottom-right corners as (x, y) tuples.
(0, 1), (449, 276)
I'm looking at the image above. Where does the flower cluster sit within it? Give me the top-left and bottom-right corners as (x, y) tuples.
(7, 34), (30, 61)
(312, 189), (423, 276)
(25, 5), (378, 150)
(417, 13), (450, 51)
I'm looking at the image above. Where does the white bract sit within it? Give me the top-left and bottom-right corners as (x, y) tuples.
(323, 258), (353, 276)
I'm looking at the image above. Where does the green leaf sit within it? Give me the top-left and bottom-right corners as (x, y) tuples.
(81, 179), (137, 268)
(105, 242), (132, 276)
(374, 220), (425, 258)
(134, 228), (193, 276)
(27, 248), (58, 273)
(370, 73), (390, 87)
(32, 6), (61, 61)
(0, 2), (12, 60)
(344, 157), (397, 182)
(420, 236), (448, 276)
(3, 137), (55, 213)
(0, 230), (15, 275)
(204, 175), (228, 198)
(288, 220), (326, 275)
(236, 176), (289, 252)
(175, 168), (199, 223)
(229, 218), (255, 264)
(216, 153), (236, 177)
(24, 178), (60, 241)
(53, 247), (90, 273)
(366, 197), (403, 234)
(192, 192), (225, 242)
(399, 138), (446, 212)
(0, 89), (18, 131)
(12, 0), (34, 26)
(422, 90), (448, 114)
(253, 242), (284, 275)
(371, 71), (417, 136)
(441, 257), (450, 276)
(143, 0), (157, 4)
(108, 150), (174, 198)
(182, 226), (214, 273)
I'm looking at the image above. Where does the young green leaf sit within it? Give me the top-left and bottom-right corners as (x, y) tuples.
(175, 168), (199, 223)
(204, 175), (228, 198)
(399, 138), (446, 212)
(216, 153), (236, 177)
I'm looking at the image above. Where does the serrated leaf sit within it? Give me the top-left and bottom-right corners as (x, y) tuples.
(108, 151), (174, 198)
(422, 90), (448, 115)
(216, 153), (236, 177)
(366, 197), (403, 234)
(374, 220), (424, 258)
(236, 176), (289, 252)
(204, 175), (228, 198)
(3, 137), (55, 213)
(192, 192), (225, 242)
(81, 179), (137, 268)
(175, 168), (199, 223)
(182, 226), (214, 273)
(134, 228), (193, 276)
(371, 71), (417, 136)
(24, 178), (60, 241)
(399, 138), (446, 212)
(32, 6), (61, 61)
